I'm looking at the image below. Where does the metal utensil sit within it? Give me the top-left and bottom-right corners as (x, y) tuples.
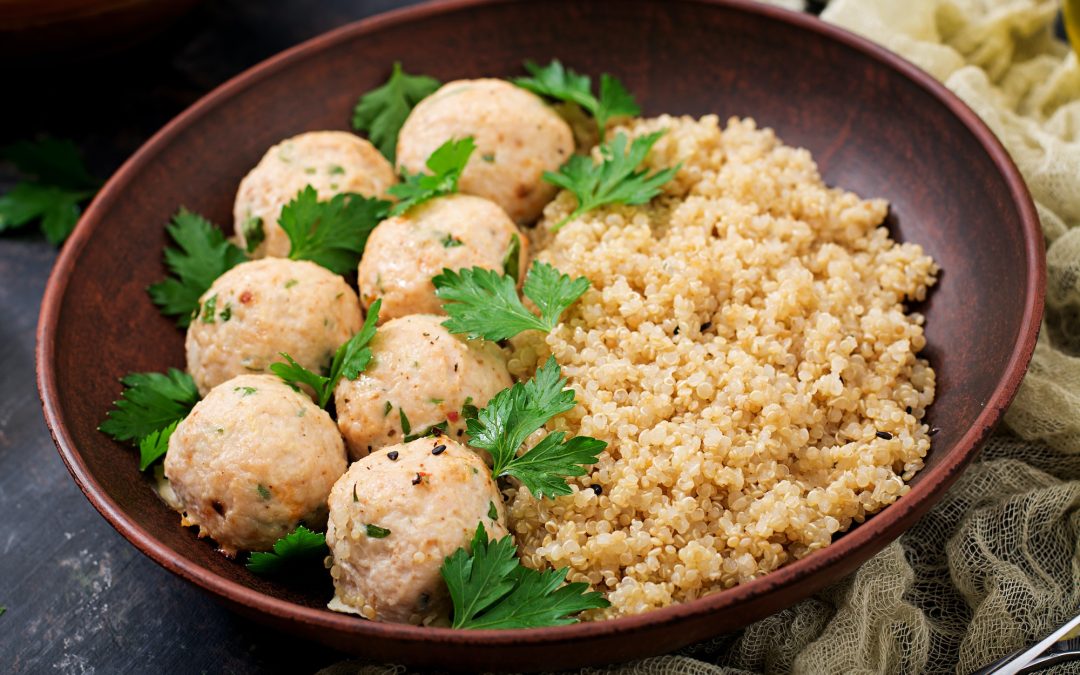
(971, 611), (1080, 674)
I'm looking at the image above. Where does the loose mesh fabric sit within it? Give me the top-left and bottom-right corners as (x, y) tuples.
(321, 2), (1080, 673)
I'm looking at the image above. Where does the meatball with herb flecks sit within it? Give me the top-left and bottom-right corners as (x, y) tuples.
(396, 79), (574, 224)
(357, 194), (527, 321)
(325, 437), (506, 624)
(234, 131), (396, 257)
(334, 313), (511, 460)
(185, 258), (362, 396)
(164, 374), (347, 557)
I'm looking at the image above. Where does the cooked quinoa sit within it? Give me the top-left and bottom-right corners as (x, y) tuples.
(505, 115), (938, 619)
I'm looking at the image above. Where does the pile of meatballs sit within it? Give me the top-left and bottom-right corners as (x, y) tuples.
(163, 78), (577, 625)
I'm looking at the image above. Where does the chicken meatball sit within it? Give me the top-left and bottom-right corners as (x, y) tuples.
(234, 131), (397, 257)
(186, 258), (362, 396)
(325, 437), (507, 624)
(334, 314), (511, 460)
(357, 194), (528, 321)
(164, 374), (347, 556)
(397, 79), (573, 223)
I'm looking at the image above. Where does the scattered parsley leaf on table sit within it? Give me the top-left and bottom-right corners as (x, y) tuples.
(433, 260), (589, 342)
(280, 186), (391, 275)
(543, 131), (679, 231)
(352, 62), (441, 162)
(138, 420), (179, 471)
(388, 137), (475, 216)
(147, 209), (247, 327)
(441, 522), (608, 629)
(272, 299), (381, 407)
(467, 356), (606, 499)
(99, 369), (199, 445)
(513, 60), (640, 140)
(247, 525), (328, 574)
(0, 138), (99, 245)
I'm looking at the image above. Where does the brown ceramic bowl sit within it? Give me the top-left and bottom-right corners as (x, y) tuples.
(37, 0), (1044, 670)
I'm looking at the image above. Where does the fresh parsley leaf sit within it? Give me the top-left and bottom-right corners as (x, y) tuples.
(488, 501), (498, 521)
(138, 420), (179, 471)
(147, 209), (247, 327)
(280, 186), (391, 275)
(467, 357), (605, 499)
(441, 522), (608, 629)
(513, 61), (640, 140)
(398, 407), (412, 436)
(502, 234), (521, 284)
(352, 62), (441, 162)
(544, 131), (678, 231)
(246, 526), (327, 574)
(433, 260), (589, 341)
(365, 524), (391, 538)
(240, 215), (265, 254)
(99, 368), (199, 445)
(0, 138), (100, 245)
(388, 137), (475, 216)
(271, 299), (381, 407)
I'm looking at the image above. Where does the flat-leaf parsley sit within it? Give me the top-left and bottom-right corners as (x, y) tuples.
(99, 368), (199, 445)
(388, 137), (475, 216)
(513, 60), (640, 140)
(441, 522), (608, 629)
(352, 63), (440, 162)
(271, 299), (381, 407)
(0, 137), (99, 244)
(433, 260), (589, 342)
(544, 131), (679, 231)
(246, 525), (328, 574)
(279, 186), (390, 275)
(147, 209), (247, 327)
(467, 356), (606, 499)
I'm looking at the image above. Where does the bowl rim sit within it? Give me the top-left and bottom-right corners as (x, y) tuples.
(36, 0), (1045, 648)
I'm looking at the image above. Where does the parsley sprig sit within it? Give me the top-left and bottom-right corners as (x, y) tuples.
(0, 137), (100, 244)
(352, 62), (441, 162)
(513, 60), (640, 140)
(99, 368), (199, 446)
(433, 261), (589, 342)
(271, 299), (381, 407)
(544, 131), (679, 231)
(138, 420), (179, 472)
(280, 186), (391, 275)
(388, 137), (475, 216)
(468, 356), (605, 499)
(441, 522), (608, 629)
(147, 209), (247, 327)
(247, 526), (328, 574)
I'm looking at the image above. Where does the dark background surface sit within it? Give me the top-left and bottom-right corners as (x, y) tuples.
(0, 2), (427, 673)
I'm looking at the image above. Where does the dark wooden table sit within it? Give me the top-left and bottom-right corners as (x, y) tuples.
(0, 2), (424, 672)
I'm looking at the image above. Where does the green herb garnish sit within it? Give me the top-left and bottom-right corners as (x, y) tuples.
(433, 260), (589, 341)
(502, 234), (521, 284)
(365, 524), (391, 538)
(271, 299), (381, 407)
(246, 526), (327, 575)
(147, 209), (247, 327)
(280, 186), (390, 275)
(488, 501), (499, 521)
(544, 131), (678, 231)
(0, 137), (99, 244)
(352, 62), (441, 162)
(398, 407), (412, 436)
(240, 215), (264, 254)
(441, 233), (464, 248)
(201, 294), (218, 324)
(99, 368), (199, 445)
(257, 484), (272, 500)
(388, 137), (475, 216)
(441, 522), (608, 629)
(137, 420), (178, 472)
(513, 60), (640, 141)
(468, 357), (605, 499)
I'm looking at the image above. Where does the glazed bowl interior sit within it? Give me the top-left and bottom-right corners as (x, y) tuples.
(37, 0), (1043, 670)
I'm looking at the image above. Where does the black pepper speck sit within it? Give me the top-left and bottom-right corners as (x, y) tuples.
(412, 473), (423, 485)
(387, 451), (399, 461)
(876, 431), (893, 440)
(432, 444), (446, 455)
(590, 484), (603, 495)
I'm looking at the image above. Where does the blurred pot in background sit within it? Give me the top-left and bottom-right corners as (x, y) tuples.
(0, 0), (202, 60)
